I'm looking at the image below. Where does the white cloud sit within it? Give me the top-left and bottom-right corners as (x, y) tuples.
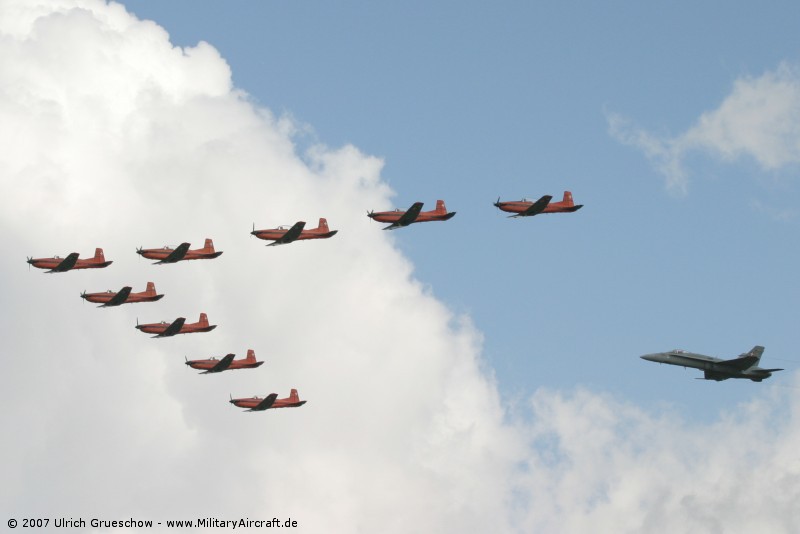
(2, 1), (800, 532)
(609, 63), (800, 194)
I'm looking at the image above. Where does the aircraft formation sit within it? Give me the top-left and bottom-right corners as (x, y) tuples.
(28, 188), (778, 418)
(28, 235), (307, 413)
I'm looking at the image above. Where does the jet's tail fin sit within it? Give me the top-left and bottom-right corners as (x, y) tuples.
(289, 389), (300, 403)
(245, 349), (256, 362)
(199, 313), (209, 328)
(744, 345), (765, 364)
(203, 238), (215, 252)
(317, 218), (329, 232)
(94, 248), (106, 261)
(145, 282), (157, 296)
(435, 200), (448, 214)
(562, 191), (575, 206)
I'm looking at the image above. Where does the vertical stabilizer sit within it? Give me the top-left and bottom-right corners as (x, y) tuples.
(289, 389), (300, 403)
(203, 238), (215, 252)
(435, 200), (447, 213)
(562, 191), (574, 206)
(199, 313), (209, 328)
(245, 349), (256, 362)
(318, 218), (329, 232)
(744, 345), (765, 364)
(94, 248), (105, 261)
(145, 282), (156, 296)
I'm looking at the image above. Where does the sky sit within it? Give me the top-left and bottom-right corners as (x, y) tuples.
(3, 1), (800, 532)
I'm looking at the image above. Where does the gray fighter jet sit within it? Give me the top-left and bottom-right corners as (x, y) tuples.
(640, 346), (782, 382)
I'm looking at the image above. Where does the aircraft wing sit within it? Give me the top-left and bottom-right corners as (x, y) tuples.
(384, 202), (424, 230)
(515, 195), (553, 217)
(718, 355), (759, 371)
(268, 221), (306, 246)
(156, 242), (191, 264)
(206, 354), (235, 373)
(101, 286), (132, 307)
(48, 253), (80, 273)
(250, 393), (279, 411)
(156, 317), (186, 338)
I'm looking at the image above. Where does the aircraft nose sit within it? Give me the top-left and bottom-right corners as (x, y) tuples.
(640, 353), (661, 362)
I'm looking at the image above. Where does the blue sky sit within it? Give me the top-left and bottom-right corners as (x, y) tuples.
(123, 0), (800, 412)
(4, 1), (800, 530)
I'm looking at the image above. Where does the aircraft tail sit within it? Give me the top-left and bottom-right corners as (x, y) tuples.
(744, 345), (765, 364)
(562, 191), (575, 206)
(94, 248), (105, 261)
(289, 389), (300, 403)
(435, 200), (448, 214)
(145, 282), (157, 296)
(317, 218), (329, 232)
(199, 313), (209, 328)
(245, 349), (256, 362)
(203, 238), (215, 252)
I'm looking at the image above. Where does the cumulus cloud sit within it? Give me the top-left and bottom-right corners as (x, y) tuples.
(609, 63), (800, 194)
(2, 1), (800, 532)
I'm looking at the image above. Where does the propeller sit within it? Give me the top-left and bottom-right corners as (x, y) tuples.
(80, 290), (87, 302)
(493, 196), (502, 208)
(251, 222), (256, 237)
(367, 209), (375, 218)
(26, 256), (33, 271)
(135, 246), (143, 256)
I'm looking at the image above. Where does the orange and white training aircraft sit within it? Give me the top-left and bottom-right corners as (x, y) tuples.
(81, 282), (164, 307)
(136, 239), (222, 264)
(229, 389), (307, 411)
(494, 191), (583, 217)
(135, 313), (217, 338)
(186, 349), (264, 374)
(367, 200), (456, 230)
(27, 248), (112, 273)
(251, 218), (338, 246)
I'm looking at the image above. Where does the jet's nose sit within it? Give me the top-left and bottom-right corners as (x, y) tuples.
(640, 353), (661, 362)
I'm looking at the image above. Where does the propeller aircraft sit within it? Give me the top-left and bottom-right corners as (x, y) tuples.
(367, 200), (456, 230)
(27, 248), (112, 273)
(186, 349), (264, 374)
(80, 282), (164, 307)
(136, 239), (222, 264)
(251, 218), (338, 246)
(229, 389), (306, 411)
(135, 313), (217, 338)
(494, 191), (583, 217)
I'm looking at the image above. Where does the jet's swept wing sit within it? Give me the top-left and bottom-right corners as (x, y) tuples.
(204, 354), (235, 374)
(513, 195), (553, 217)
(100, 286), (133, 307)
(249, 393), (279, 411)
(155, 242), (191, 264)
(718, 346), (765, 371)
(384, 202), (424, 230)
(268, 221), (306, 246)
(48, 253), (80, 273)
(155, 317), (186, 338)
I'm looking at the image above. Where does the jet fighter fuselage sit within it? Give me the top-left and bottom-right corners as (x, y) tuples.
(641, 346), (782, 382)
